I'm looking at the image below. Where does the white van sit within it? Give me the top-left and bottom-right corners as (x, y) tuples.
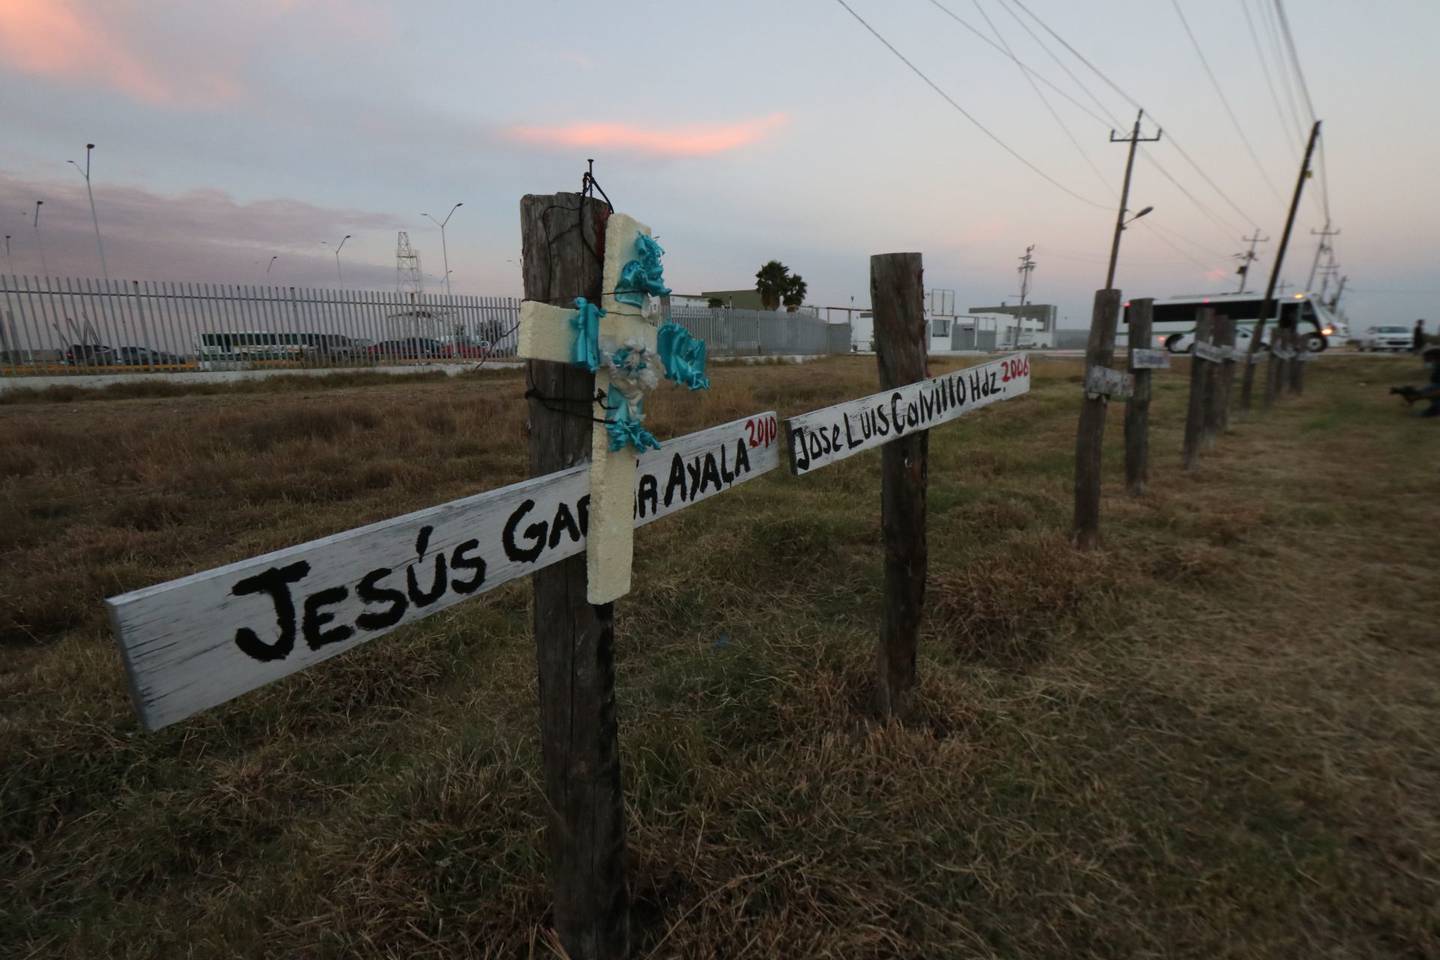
(1359, 325), (1413, 352)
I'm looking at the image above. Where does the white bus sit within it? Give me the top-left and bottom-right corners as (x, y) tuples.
(1125, 292), (1343, 354)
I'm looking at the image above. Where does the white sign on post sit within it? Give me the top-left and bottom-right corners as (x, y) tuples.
(108, 411), (781, 731)
(1192, 342), (1225, 363)
(1084, 364), (1134, 399)
(784, 353), (1030, 476)
(1130, 348), (1171, 370)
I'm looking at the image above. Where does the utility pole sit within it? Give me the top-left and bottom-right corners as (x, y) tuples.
(1330, 274), (1347, 309)
(1105, 109), (1161, 289)
(1234, 230), (1268, 293)
(1240, 120), (1320, 412)
(1305, 221), (1339, 292)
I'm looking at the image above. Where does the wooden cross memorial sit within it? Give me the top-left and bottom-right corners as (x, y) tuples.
(516, 213), (709, 603)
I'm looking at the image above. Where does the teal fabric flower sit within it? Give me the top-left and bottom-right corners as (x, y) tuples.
(657, 321), (710, 391)
(570, 297), (604, 372)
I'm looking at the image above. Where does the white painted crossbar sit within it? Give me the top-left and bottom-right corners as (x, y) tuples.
(784, 353), (1030, 475)
(108, 411), (781, 730)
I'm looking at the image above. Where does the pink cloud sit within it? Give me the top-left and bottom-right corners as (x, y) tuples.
(505, 113), (789, 157)
(0, 0), (240, 105)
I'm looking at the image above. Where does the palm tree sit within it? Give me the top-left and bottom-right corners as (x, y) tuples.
(782, 274), (808, 312)
(755, 260), (791, 311)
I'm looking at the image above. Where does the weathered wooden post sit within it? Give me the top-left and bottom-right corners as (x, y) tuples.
(1263, 307), (1289, 410)
(1216, 313), (1238, 433)
(1182, 307), (1215, 470)
(871, 252), (928, 721)
(1124, 297), (1158, 496)
(1289, 326), (1307, 394)
(1073, 288), (1123, 549)
(519, 193), (628, 960)
(1202, 314), (1231, 447)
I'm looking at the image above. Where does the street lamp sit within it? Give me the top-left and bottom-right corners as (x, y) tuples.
(267, 255), (279, 276)
(3, 234), (11, 272)
(67, 143), (108, 281)
(421, 202), (462, 297)
(333, 234), (351, 284)
(32, 201), (48, 276)
(1104, 205), (1153, 289)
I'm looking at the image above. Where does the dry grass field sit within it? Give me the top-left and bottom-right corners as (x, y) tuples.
(2, 354), (1438, 958)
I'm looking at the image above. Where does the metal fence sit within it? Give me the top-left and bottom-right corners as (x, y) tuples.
(668, 304), (851, 357)
(0, 275), (521, 376)
(0, 275), (855, 377)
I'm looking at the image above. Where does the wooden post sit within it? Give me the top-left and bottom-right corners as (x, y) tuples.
(1263, 307), (1287, 410)
(519, 192), (629, 960)
(871, 252), (928, 721)
(1123, 298), (1154, 496)
(1216, 313), (1237, 434)
(1289, 326), (1306, 394)
(1182, 307), (1214, 470)
(1202, 314), (1230, 448)
(1073, 288), (1122, 550)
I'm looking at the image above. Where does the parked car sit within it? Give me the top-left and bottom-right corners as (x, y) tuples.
(64, 343), (118, 366)
(444, 341), (493, 359)
(367, 338), (445, 360)
(1359, 325), (1413, 352)
(116, 346), (186, 366)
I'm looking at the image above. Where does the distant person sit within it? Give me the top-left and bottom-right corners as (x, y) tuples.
(1390, 346), (1440, 417)
(1414, 319), (1427, 354)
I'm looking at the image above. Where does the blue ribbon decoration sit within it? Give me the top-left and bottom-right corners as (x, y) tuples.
(603, 383), (661, 453)
(615, 233), (671, 308)
(657, 321), (711, 391)
(569, 297), (604, 372)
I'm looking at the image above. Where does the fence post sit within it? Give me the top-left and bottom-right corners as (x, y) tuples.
(1072, 287), (1122, 550)
(1263, 309), (1287, 410)
(1123, 297), (1154, 496)
(1289, 326), (1306, 394)
(518, 192), (628, 960)
(1216, 313), (1237, 433)
(1202, 313), (1230, 448)
(871, 253), (928, 720)
(1182, 307), (1215, 470)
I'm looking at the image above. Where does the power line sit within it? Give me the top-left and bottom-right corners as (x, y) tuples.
(958, 0), (1259, 265)
(1239, 0), (1303, 153)
(966, 0), (1114, 194)
(831, 0), (1110, 210)
(922, 0), (1114, 127)
(1169, 0), (1286, 204)
(992, 0), (1126, 128)
(1006, 0), (1260, 232)
(1272, 0), (1317, 121)
(1258, 0), (1309, 143)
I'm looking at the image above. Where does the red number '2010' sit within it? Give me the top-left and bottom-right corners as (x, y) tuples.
(745, 415), (777, 448)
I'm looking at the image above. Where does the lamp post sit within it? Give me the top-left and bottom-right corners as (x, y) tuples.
(422, 202), (462, 297)
(333, 234), (351, 284)
(67, 143), (108, 281)
(32, 201), (48, 276)
(267, 255), (278, 277)
(3, 234), (11, 272)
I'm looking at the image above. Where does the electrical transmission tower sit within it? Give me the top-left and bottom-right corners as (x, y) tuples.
(396, 231), (424, 303)
(1233, 231), (1268, 293)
